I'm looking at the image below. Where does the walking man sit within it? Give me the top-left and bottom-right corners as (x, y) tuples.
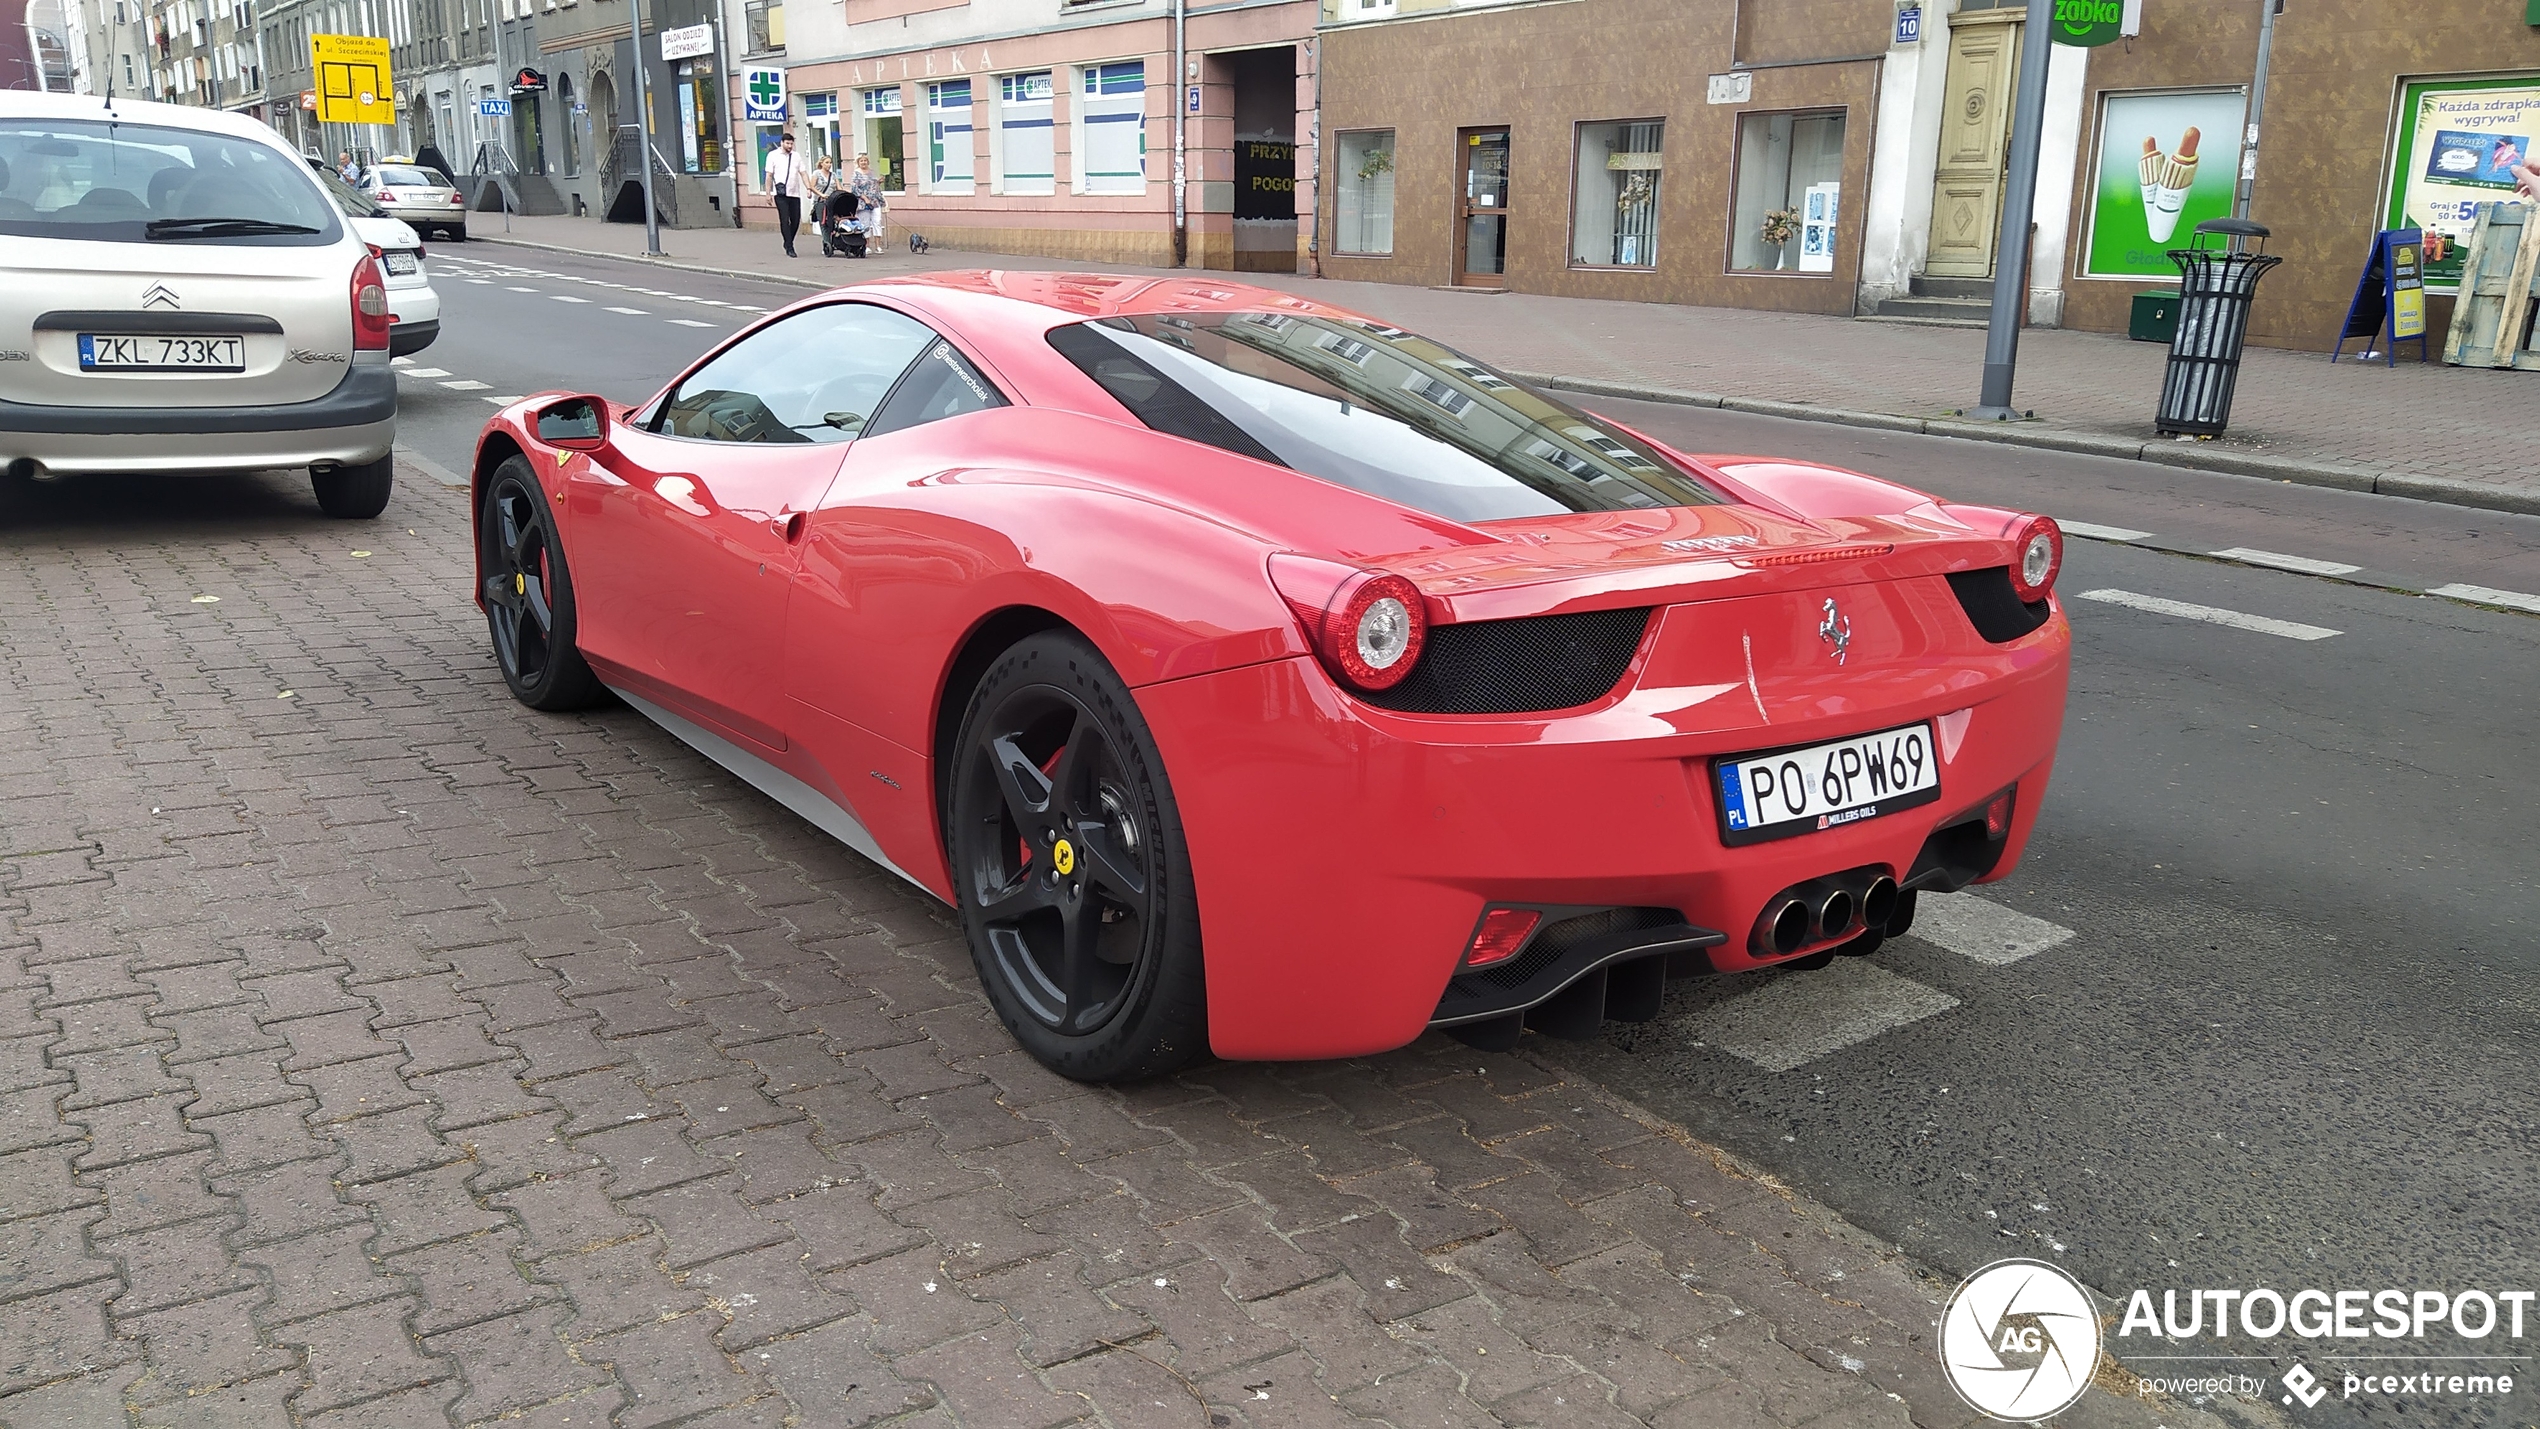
(765, 133), (804, 258)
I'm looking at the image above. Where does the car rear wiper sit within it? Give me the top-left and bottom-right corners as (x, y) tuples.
(145, 216), (323, 239)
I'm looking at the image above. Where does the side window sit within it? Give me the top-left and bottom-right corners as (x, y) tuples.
(655, 302), (938, 444)
(861, 339), (1009, 438)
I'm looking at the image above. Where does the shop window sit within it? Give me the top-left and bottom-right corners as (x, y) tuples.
(1076, 61), (1144, 194)
(926, 79), (973, 193)
(1335, 128), (1395, 255)
(995, 71), (1055, 196)
(1570, 119), (1662, 269)
(862, 86), (904, 194)
(1730, 110), (1845, 272)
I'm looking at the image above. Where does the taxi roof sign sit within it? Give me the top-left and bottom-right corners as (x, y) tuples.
(310, 34), (395, 125)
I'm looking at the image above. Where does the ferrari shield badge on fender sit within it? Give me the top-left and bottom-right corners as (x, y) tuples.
(1819, 597), (1852, 665)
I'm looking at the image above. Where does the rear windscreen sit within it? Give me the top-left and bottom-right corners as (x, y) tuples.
(0, 118), (341, 245)
(1047, 312), (1722, 522)
(374, 166), (439, 188)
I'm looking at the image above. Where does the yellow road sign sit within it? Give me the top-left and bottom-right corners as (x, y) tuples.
(310, 34), (395, 125)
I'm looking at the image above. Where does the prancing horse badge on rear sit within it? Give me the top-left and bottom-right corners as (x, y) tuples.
(1819, 597), (1851, 665)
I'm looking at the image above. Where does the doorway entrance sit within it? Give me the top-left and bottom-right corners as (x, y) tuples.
(1924, 7), (2021, 279)
(1454, 127), (1510, 287)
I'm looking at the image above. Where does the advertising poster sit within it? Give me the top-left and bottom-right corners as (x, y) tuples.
(2384, 75), (2540, 293)
(2081, 88), (2247, 279)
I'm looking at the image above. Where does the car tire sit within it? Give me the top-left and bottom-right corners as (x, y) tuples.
(310, 454), (394, 519)
(478, 456), (605, 712)
(949, 631), (1206, 1082)
(449, 227), (466, 242)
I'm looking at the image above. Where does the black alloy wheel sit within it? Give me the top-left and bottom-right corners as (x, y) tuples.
(478, 456), (603, 711)
(949, 632), (1204, 1081)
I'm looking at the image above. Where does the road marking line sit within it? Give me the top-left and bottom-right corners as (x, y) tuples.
(390, 356), (411, 365)
(551, 294), (592, 304)
(398, 367), (449, 378)
(485, 394), (523, 404)
(2058, 519), (2152, 542)
(605, 306), (649, 315)
(505, 285), (538, 292)
(2429, 582), (2540, 615)
(1907, 893), (2075, 966)
(441, 379), (491, 391)
(666, 318), (715, 328)
(1676, 960), (1958, 1073)
(2209, 546), (2362, 577)
(463, 278), (493, 284)
(2073, 588), (2341, 641)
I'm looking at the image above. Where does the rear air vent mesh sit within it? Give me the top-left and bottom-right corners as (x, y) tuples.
(1946, 568), (2053, 643)
(1358, 606), (1653, 715)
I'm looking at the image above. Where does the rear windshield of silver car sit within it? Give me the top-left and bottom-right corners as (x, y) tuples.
(0, 119), (341, 245)
(1046, 312), (1722, 521)
(374, 166), (443, 189)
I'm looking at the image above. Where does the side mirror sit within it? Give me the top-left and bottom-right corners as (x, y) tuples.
(535, 395), (610, 451)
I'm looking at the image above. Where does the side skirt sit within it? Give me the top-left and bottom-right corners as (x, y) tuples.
(609, 686), (943, 902)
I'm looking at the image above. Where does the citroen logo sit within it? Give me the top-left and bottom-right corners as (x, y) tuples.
(141, 284), (180, 309)
(1818, 597), (1852, 665)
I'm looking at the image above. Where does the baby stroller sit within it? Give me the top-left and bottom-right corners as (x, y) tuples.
(818, 191), (868, 258)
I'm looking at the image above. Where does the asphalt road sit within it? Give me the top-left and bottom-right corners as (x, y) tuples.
(408, 245), (2540, 1418)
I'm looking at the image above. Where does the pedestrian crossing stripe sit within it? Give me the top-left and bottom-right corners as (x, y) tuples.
(1670, 892), (2077, 1072)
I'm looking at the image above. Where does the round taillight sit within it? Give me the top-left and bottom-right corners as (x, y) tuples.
(2006, 515), (2063, 603)
(1330, 573), (1427, 690)
(1265, 556), (1430, 694)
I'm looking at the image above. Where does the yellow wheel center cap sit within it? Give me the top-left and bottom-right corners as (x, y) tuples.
(514, 573), (526, 596)
(1051, 839), (1076, 876)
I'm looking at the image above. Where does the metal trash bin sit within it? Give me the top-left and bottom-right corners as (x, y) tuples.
(2156, 218), (2282, 436)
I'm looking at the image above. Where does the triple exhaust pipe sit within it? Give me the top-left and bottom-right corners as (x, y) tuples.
(1753, 868), (1903, 958)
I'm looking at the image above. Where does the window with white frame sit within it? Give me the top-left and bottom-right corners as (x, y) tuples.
(1335, 129), (1394, 255)
(994, 71), (1054, 196)
(1075, 61), (1143, 194)
(861, 86), (905, 193)
(1337, 0), (1395, 18)
(1571, 119), (1663, 268)
(926, 79), (973, 193)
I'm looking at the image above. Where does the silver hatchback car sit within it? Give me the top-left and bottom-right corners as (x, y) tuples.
(0, 92), (399, 518)
(367, 161), (468, 242)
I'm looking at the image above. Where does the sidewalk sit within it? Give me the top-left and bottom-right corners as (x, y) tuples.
(474, 213), (2540, 517)
(0, 460), (2238, 1428)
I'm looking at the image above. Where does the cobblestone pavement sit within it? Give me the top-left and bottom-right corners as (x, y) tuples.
(481, 213), (2540, 503)
(0, 465), (2213, 1428)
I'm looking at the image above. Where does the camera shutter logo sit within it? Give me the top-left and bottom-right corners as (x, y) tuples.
(1939, 1258), (2103, 1421)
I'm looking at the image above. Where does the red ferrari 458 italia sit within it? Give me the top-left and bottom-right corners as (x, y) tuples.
(470, 272), (2069, 1081)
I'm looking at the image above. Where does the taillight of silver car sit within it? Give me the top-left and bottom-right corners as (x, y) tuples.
(351, 253), (392, 351)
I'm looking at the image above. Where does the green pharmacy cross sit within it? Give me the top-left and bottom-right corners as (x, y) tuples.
(749, 71), (784, 109)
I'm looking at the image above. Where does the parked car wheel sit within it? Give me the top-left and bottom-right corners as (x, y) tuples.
(478, 456), (604, 711)
(310, 454), (394, 519)
(949, 631), (1207, 1082)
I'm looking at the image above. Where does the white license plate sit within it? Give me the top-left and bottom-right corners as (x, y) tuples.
(1714, 721), (1941, 846)
(384, 250), (419, 274)
(79, 333), (245, 372)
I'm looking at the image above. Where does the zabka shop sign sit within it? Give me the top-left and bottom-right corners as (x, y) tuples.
(2053, 0), (2140, 47)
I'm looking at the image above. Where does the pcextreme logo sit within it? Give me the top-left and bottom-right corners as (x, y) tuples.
(1939, 1258), (2103, 1421)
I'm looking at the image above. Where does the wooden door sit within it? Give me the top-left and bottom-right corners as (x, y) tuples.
(1924, 13), (2020, 279)
(1454, 127), (1511, 288)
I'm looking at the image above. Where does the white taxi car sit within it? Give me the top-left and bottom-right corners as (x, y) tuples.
(0, 92), (399, 518)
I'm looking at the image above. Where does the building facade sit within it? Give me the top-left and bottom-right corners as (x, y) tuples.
(757, 0), (1318, 269)
(1319, 0), (2540, 349)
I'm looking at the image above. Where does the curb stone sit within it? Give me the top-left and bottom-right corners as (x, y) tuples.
(474, 235), (2540, 521)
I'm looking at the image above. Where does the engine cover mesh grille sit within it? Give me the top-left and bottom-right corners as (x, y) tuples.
(1358, 606), (1653, 715)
